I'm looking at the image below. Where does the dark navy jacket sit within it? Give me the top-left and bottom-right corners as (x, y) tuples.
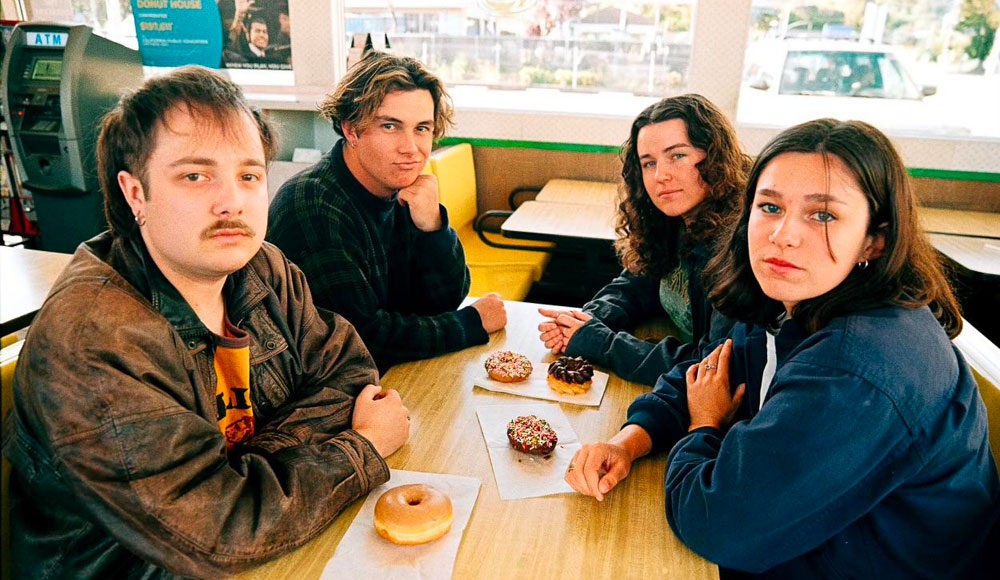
(626, 305), (999, 578)
(568, 242), (734, 386)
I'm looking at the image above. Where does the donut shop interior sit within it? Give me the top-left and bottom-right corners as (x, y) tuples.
(1, 1), (999, 578)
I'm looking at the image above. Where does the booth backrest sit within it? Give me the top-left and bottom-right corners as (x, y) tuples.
(430, 143), (478, 229)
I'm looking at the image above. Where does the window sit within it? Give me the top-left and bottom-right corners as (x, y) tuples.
(739, 0), (1000, 138)
(59, 0), (137, 48)
(344, 1), (695, 96)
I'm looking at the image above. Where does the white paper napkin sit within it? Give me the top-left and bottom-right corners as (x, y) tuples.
(475, 403), (581, 500)
(320, 470), (481, 580)
(473, 360), (609, 407)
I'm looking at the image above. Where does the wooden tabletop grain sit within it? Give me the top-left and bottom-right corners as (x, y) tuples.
(535, 179), (619, 207)
(0, 246), (72, 336)
(501, 200), (618, 243)
(919, 207), (999, 238)
(236, 300), (717, 580)
(928, 233), (1000, 276)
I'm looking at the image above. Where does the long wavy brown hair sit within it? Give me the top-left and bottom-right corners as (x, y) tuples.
(705, 119), (962, 337)
(616, 94), (751, 278)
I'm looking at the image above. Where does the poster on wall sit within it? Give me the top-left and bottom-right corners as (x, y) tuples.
(130, 1), (223, 68)
(130, 1), (291, 71)
(217, 0), (291, 70)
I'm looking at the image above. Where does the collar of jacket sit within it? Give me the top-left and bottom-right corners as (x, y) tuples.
(104, 233), (272, 346)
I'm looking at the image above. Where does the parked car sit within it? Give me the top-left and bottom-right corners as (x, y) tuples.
(737, 40), (972, 136)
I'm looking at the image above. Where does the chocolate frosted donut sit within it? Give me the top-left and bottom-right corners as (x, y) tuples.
(547, 356), (594, 384)
(507, 415), (558, 455)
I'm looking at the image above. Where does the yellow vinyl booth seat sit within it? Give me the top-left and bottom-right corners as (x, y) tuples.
(954, 319), (1000, 476)
(429, 143), (553, 300)
(974, 367), (1000, 476)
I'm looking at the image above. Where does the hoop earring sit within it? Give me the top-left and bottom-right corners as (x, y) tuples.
(856, 258), (869, 270)
(134, 213), (147, 227)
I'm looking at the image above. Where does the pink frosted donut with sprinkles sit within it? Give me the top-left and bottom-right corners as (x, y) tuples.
(507, 415), (558, 455)
(485, 351), (533, 383)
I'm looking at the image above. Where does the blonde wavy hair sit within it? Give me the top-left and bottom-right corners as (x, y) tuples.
(319, 52), (453, 139)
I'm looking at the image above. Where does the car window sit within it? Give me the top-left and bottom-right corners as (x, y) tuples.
(779, 50), (920, 99)
(876, 56), (921, 100)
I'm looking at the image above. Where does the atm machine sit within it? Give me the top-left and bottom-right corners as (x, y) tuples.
(1, 23), (143, 253)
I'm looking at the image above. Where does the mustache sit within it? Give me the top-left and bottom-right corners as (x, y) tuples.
(200, 219), (256, 240)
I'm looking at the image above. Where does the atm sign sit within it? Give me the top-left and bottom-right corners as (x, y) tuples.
(26, 32), (68, 48)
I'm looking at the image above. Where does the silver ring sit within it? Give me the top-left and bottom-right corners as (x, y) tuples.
(703, 363), (717, 371)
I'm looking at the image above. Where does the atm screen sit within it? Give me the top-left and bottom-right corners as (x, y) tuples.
(31, 58), (62, 81)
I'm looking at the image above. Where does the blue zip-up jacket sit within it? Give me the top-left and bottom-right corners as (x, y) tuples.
(626, 305), (999, 578)
(567, 242), (734, 386)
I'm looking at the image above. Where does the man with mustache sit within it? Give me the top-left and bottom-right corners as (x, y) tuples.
(268, 52), (506, 371)
(3, 66), (410, 578)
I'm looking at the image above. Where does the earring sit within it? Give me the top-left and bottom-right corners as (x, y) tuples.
(856, 258), (869, 270)
(134, 213), (146, 227)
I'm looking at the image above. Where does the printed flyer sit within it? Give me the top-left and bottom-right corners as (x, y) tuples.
(131, 0), (291, 70)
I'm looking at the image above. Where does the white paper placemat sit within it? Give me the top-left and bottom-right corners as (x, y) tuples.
(320, 470), (481, 580)
(475, 403), (581, 500)
(472, 360), (609, 407)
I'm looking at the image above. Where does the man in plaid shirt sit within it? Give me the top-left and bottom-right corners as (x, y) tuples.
(268, 52), (506, 371)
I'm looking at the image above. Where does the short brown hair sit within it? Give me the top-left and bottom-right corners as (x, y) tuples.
(319, 52), (453, 140)
(97, 66), (277, 238)
(705, 119), (962, 337)
(616, 94), (751, 278)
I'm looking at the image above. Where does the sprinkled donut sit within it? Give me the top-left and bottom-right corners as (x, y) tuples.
(507, 414), (558, 455)
(485, 351), (533, 383)
(547, 356), (594, 395)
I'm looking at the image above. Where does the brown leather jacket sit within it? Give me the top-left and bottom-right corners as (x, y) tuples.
(2, 232), (389, 579)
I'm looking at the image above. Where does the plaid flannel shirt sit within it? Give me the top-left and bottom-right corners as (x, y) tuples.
(267, 140), (486, 370)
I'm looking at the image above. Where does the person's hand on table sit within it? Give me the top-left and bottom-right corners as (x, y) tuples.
(565, 425), (652, 502)
(353, 384), (410, 457)
(472, 292), (507, 333)
(537, 308), (592, 354)
(686, 339), (745, 431)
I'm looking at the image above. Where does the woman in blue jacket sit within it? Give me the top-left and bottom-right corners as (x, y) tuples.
(537, 94), (751, 385)
(566, 119), (999, 578)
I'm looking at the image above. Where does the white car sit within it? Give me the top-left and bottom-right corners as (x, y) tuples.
(737, 40), (971, 136)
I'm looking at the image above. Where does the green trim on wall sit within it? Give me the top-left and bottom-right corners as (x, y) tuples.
(437, 137), (1000, 183)
(437, 137), (620, 154)
(905, 168), (1000, 183)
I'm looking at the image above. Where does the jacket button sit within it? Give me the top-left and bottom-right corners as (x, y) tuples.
(187, 340), (198, 349)
(265, 340), (277, 350)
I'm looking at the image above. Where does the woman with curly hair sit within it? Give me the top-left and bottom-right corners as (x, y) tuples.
(538, 94), (751, 385)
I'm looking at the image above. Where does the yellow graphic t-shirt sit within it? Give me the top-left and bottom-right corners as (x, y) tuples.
(213, 319), (253, 449)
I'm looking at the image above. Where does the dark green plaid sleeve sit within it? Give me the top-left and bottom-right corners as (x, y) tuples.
(403, 205), (472, 314)
(268, 173), (488, 369)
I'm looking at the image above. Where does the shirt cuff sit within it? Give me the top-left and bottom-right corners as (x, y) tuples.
(624, 396), (689, 453)
(457, 305), (489, 345)
(417, 218), (461, 255)
(566, 319), (614, 366)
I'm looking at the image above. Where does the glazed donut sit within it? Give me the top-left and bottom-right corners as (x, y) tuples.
(547, 356), (594, 395)
(374, 484), (454, 545)
(485, 351), (533, 383)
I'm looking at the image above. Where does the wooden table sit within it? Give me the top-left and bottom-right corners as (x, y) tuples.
(0, 246), (72, 336)
(535, 179), (618, 207)
(501, 200), (617, 243)
(928, 234), (1000, 277)
(237, 300), (717, 580)
(919, 207), (999, 238)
